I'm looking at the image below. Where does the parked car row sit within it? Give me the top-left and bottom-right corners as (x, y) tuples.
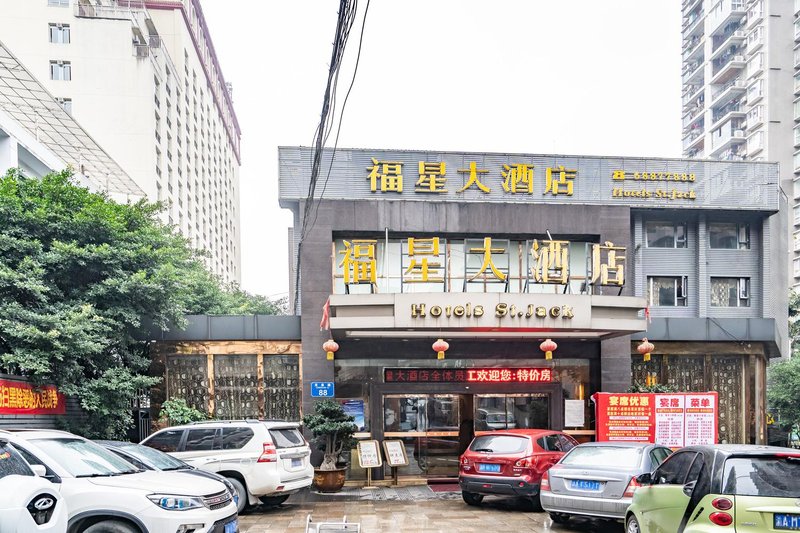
(458, 428), (800, 533)
(0, 419), (314, 533)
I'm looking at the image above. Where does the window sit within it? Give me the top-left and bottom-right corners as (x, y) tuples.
(747, 52), (763, 78)
(654, 451), (697, 485)
(143, 429), (183, 452)
(646, 222), (687, 248)
(686, 454), (705, 483)
(48, 0), (69, 6)
(650, 447), (672, 468)
(184, 428), (217, 451)
(48, 23), (70, 44)
(794, 258), (800, 277)
(748, 131), (764, 154)
(722, 456), (800, 497)
(648, 277), (687, 307)
(49, 60), (71, 81)
(0, 441), (34, 478)
(55, 97), (71, 114)
(747, 79), (763, 103)
(710, 277), (750, 307)
(747, 105), (764, 128)
(268, 428), (305, 449)
(558, 434), (578, 452)
(709, 223), (750, 249)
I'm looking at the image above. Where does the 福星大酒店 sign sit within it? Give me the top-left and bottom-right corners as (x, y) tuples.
(0, 379), (66, 415)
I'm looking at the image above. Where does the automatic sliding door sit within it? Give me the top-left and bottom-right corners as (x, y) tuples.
(475, 393), (550, 431)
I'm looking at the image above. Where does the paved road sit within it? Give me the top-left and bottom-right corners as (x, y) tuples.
(237, 486), (624, 533)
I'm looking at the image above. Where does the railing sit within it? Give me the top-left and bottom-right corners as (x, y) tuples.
(707, 0), (745, 34)
(683, 106), (704, 128)
(134, 44), (149, 58)
(712, 28), (745, 52)
(683, 129), (704, 150)
(712, 52), (745, 75)
(74, 2), (134, 20)
(711, 79), (746, 101)
(712, 101), (742, 122)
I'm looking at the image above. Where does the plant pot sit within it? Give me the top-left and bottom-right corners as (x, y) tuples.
(313, 467), (347, 493)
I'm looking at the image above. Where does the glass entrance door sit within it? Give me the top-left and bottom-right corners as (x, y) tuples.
(475, 393), (550, 431)
(383, 394), (467, 478)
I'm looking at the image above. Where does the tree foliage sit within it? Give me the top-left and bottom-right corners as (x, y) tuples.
(302, 400), (357, 470)
(159, 398), (207, 425)
(767, 291), (800, 435)
(0, 170), (282, 438)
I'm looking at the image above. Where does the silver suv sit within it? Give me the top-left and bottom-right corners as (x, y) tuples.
(141, 420), (313, 513)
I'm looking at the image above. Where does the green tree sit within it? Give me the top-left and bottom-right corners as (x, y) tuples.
(0, 170), (281, 438)
(302, 400), (357, 470)
(767, 291), (800, 438)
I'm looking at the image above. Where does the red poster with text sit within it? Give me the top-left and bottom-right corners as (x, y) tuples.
(594, 393), (655, 442)
(0, 379), (66, 415)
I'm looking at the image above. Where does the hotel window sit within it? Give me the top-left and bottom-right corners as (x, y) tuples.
(747, 105), (764, 128)
(55, 97), (71, 114)
(49, 60), (71, 81)
(48, 23), (70, 44)
(647, 277), (687, 307)
(710, 277), (750, 307)
(747, 79), (763, 103)
(646, 222), (687, 248)
(746, 52), (763, 79)
(709, 222), (749, 249)
(48, 0), (69, 6)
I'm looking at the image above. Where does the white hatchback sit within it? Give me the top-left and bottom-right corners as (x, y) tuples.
(1, 429), (238, 533)
(141, 420), (313, 513)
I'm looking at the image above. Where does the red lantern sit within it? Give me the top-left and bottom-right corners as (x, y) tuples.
(540, 339), (557, 360)
(322, 339), (339, 361)
(637, 337), (654, 362)
(432, 338), (449, 360)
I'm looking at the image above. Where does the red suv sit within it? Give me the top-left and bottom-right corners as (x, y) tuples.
(459, 429), (578, 511)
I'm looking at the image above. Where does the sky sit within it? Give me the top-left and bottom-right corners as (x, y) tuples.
(200, 1), (683, 300)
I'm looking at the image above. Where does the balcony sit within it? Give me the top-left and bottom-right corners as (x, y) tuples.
(711, 101), (745, 129)
(711, 79), (746, 106)
(682, 60), (705, 85)
(683, 0), (703, 15)
(708, 0), (746, 36)
(710, 53), (746, 84)
(747, 28), (764, 54)
(717, 146), (746, 160)
(746, 2), (763, 30)
(683, 10), (705, 39)
(75, 2), (133, 20)
(709, 123), (746, 156)
(683, 128), (705, 151)
(711, 29), (746, 57)
(683, 105), (705, 129)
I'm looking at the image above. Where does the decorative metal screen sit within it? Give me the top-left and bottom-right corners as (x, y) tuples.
(666, 355), (706, 392)
(166, 355), (209, 414)
(213, 355), (258, 420)
(631, 355), (663, 387)
(264, 355), (300, 421)
(710, 356), (744, 444)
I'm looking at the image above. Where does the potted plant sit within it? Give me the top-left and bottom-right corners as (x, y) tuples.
(302, 399), (357, 492)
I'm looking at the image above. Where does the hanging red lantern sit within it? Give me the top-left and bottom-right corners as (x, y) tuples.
(539, 339), (557, 360)
(322, 339), (339, 361)
(637, 337), (654, 362)
(432, 338), (449, 360)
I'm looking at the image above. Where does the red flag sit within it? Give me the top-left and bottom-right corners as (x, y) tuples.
(320, 297), (330, 331)
(644, 306), (652, 324)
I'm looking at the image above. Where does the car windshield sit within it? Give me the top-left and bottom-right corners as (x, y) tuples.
(722, 455), (800, 497)
(115, 443), (187, 471)
(0, 441), (33, 478)
(32, 438), (141, 477)
(561, 446), (644, 468)
(469, 435), (528, 454)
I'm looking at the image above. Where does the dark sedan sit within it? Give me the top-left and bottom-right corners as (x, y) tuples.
(541, 441), (673, 524)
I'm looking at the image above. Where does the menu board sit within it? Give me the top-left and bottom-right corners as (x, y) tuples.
(654, 394), (685, 447)
(357, 440), (383, 468)
(382, 440), (409, 467)
(594, 392), (718, 447)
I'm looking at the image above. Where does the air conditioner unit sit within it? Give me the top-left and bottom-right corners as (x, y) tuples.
(734, 129), (745, 137)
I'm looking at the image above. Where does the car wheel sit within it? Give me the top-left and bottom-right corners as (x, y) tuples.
(259, 495), (290, 507)
(549, 512), (569, 524)
(525, 492), (543, 512)
(626, 514), (641, 533)
(83, 520), (138, 533)
(462, 491), (483, 506)
(226, 476), (248, 514)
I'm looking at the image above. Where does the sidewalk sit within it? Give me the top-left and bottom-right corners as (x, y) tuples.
(293, 483), (462, 503)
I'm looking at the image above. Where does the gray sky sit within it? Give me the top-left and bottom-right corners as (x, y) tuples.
(200, 1), (682, 299)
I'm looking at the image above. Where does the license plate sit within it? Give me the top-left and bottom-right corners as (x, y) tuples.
(224, 519), (238, 533)
(775, 514), (800, 530)
(570, 479), (602, 491)
(478, 463), (501, 473)
(291, 458), (302, 468)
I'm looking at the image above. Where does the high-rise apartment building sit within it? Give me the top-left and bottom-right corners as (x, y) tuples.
(0, 0), (241, 283)
(681, 0), (796, 285)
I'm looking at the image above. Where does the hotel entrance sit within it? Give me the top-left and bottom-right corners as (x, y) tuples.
(381, 391), (553, 478)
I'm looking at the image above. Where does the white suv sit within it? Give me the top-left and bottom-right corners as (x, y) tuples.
(141, 420), (313, 513)
(1, 430), (238, 533)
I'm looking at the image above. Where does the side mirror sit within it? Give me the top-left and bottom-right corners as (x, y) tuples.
(682, 480), (697, 497)
(30, 464), (47, 477)
(635, 472), (652, 485)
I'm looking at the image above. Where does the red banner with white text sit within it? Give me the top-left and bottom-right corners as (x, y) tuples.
(0, 379), (66, 415)
(593, 392), (717, 447)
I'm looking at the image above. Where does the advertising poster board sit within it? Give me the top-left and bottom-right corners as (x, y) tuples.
(382, 440), (409, 467)
(594, 392), (718, 446)
(0, 379), (66, 415)
(340, 399), (366, 431)
(357, 440), (383, 468)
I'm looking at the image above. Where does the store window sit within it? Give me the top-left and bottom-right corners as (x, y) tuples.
(647, 276), (687, 307)
(709, 222), (749, 249)
(646, 222), (687, 248)
(710, 277), (750, 307)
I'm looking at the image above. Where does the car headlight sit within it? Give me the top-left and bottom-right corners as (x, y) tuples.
(147, 494), (205, 511)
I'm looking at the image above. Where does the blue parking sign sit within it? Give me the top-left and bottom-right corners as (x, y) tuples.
(310, 382), (335, 398)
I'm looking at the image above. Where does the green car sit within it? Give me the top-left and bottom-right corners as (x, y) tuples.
(626, 445), (800, 533)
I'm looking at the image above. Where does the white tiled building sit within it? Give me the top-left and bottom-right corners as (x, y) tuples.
(0, 0), (241, 283)
(680, 0), (797, 286)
